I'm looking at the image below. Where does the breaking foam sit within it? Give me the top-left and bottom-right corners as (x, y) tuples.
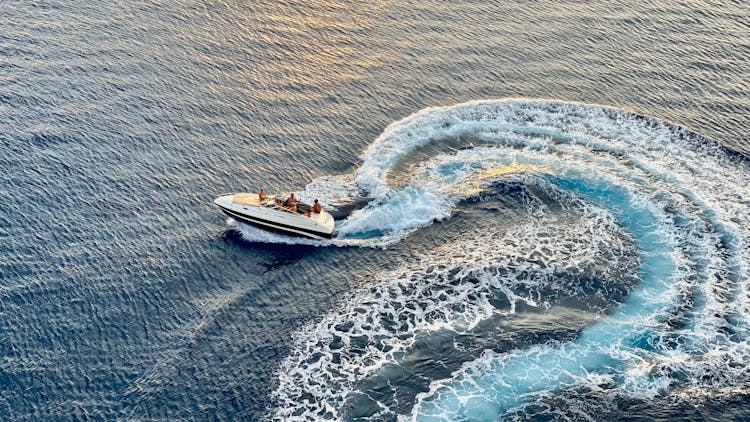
(265, 99), (750, 420)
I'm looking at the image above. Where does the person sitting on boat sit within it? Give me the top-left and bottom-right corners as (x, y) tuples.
(312, 198), (321, 214)
(283, 192), (299, 212)
(258, 187), (266, 201)
(284, 192), (297, 208)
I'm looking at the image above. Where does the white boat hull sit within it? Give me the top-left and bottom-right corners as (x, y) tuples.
(214, 193), (335, 239)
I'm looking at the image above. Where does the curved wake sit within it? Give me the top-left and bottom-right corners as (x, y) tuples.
(264, 99), (749, 420)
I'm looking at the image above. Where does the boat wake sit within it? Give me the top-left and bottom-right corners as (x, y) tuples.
(263, 99), (750, 420)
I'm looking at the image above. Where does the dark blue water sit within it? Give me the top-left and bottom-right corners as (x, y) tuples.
(1, 1), (749, 420)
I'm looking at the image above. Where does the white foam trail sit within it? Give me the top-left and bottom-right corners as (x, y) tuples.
(269, 99), (750, 420)
(410, 173), (690, 419)
(272, 176), (637, 420)
(297, 174), (363, 211)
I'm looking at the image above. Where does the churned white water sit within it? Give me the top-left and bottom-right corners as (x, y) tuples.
(264, 100), (750, 420)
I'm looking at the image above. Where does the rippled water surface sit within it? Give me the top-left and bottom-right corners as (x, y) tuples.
(1, 1), (749, 420)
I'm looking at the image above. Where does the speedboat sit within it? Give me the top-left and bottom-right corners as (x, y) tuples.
(213, 193), (335, 239)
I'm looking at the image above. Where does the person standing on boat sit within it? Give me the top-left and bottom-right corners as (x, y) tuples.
(258, 187), (266, 201)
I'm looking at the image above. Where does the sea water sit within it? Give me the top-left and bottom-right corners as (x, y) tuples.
(1, 1), (748, 420)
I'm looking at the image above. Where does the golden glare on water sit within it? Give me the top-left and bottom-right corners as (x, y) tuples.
(460, 160), (550, 196)
(249, 0), (390, 90)
(480, 160), (548, 178)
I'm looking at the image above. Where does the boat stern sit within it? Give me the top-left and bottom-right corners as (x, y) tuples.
(319, 212), (335, 236)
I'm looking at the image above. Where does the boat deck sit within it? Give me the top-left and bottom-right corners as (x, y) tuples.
(232, 193), (261, 206)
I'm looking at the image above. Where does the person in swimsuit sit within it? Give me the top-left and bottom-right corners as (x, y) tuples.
(312, 198), (321, 214)
(284, 192), (297, 207)
(284, 192), (298, 212)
